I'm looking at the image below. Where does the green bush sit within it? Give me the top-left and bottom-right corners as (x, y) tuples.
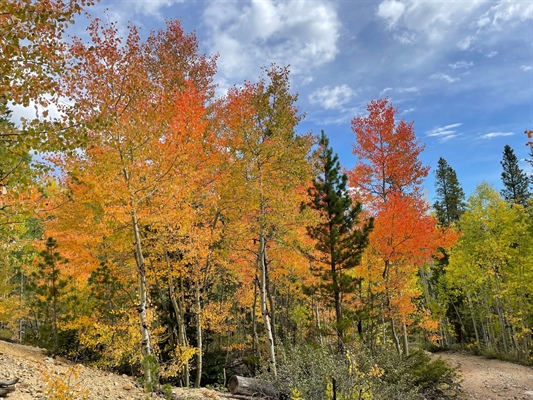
(261, 343), (458, 400)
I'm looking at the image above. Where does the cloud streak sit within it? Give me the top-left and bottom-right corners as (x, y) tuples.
(480, 131), (515, 139)
(430, 73), (460, 83)
(426, 123), (463, 142)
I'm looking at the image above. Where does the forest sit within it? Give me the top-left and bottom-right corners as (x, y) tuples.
(1, 1), (532, 399)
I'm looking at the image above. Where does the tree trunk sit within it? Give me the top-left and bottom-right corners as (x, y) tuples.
(467, 294), (480, 347)
(228, 375), (278, 398)
(252, 279), (260, 359)
(314, 297), (323, 346)
(332, 266), (343, 353)
(169, 277), (190, 387)
(391, 317), (402, 356)
(402, 322), (409, 356)
(258, 234), (277, 377)
(194, 281), (203, 388)
(132, 209), (154, 388)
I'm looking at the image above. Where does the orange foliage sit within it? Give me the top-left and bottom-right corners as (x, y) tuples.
(349, 99), (458, 330)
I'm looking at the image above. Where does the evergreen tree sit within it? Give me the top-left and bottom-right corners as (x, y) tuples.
(305, 131), (373, 352)
(27, 237), (72, 353)
(500, 145), (530, 207)
(433, 157), (466, 227)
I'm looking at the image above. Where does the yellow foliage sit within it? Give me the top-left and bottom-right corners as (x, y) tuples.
(160, 345), (198, 379)
(40, 364), (89, 400)
(290, 387), (304, 400)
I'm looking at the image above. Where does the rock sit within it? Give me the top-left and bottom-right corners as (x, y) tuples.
(123, 384), (133, 390)
(442, 389), (457, 397)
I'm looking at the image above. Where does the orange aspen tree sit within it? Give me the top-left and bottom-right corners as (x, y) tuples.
(348, 98), (457, 355)
(52, 18), (217, 387)
(216, 66), (313, 376)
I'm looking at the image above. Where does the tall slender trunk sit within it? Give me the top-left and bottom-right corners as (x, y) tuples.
(467, 294), (480, 347)
(402, 322), (409, 356)
(132, 209), (154, 388)
(314, 296), (323, 346)
(259, 233), (277, 377)
(390, 317), (402, 356)
(252, 279), (260, 358)
(167, 259), (190, 387)
(332, 265), (343, 353)
(267, 280), (276, 345)
(194, 281), (203, 388)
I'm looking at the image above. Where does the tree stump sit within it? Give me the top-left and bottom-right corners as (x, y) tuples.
(0, 378), (18, 398)
(227, 375), (278, 398)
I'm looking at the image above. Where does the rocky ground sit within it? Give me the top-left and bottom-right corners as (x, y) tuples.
(0, 340), (226, 399)
(2, 339), (533, 399)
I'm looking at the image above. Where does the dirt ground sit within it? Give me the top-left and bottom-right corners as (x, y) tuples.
(0, 340), (225, 399)
(1, 339), (533, 399)
(433, 352), (533, 400)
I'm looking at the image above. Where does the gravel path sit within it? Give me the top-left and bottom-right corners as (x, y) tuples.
(433, 352), (533, 400)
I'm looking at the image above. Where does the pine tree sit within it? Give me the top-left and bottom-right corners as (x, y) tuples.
(305, 131), (373, 352)
(500, 145), (530, 207)
(433, 157), (466, 226)
(27, 237), (71, 353)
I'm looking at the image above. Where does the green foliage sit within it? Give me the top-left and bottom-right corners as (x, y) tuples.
(262, 343), (457, 400)
(433, 157), (465, 227)
(304, 131), (373, 350)
(500, 144), (530, 207)
(25, 237), (76, 353)
(140, 354), (160, 394)
(447, 183), (533, 363)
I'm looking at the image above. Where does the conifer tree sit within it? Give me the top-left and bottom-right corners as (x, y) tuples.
(27, 237), (71, 353)
(500, 145), (530, 207)
(433, 157), (466, 226)
(305, 131), (373, 352)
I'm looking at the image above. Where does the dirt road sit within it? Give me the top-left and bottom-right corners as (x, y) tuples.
(434, 352), (533, 400)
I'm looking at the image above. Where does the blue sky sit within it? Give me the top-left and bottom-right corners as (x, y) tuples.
(18, 0), (533, 202)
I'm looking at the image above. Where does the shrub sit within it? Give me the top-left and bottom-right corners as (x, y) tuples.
(260, 343), (458, 400)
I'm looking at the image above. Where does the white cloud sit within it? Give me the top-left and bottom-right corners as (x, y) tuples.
(440, 134), (459, 142)
(380, 86), (419, 96)
(480, 131), (515, 139)
(401, 107), (415, 115)
(203, 0), (340, 81)
(426, 123), (463, 143)
(128, 0), (185, 17)
(399, 86), (419, 93)
(430, 73), (460, 83)
(393, 31), (416, 44)
(309, 85), (356, 110)
(449, 61), (474, 70)
(380, 87), (393, 96)
(457, 36), (475, 50)
(486, 51), (498, 58)
(521, 65), (532, 72)
(478, 1), (533, 29)
(377, 0), (406, 28)
(426, 123), (462, 136)
(377, 0), (487, 44)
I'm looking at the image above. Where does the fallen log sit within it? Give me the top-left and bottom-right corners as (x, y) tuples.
(0, 386), (15, 398)
(0, 378), (18, 387)
(227, 375), (278, 399)
(0, 378), (18, 398)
